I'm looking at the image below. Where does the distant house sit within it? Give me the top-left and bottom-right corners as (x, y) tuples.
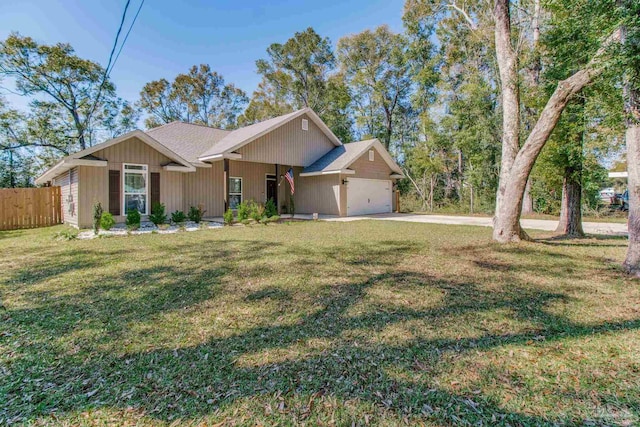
(36, 108), (404, 228)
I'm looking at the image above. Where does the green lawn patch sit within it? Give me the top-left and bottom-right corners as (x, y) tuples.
(1, 222), (638, 425)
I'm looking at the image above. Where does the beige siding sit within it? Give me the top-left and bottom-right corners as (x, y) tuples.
(93, 137), (173, 172)
(349, 147), (394, 180)
(339, 174), (348, 216)
(182, 163), (223, 216)
(230, 161), (276, 205)
(77, 166), (108, 228)
(53, 168), (79, 227)
(76, 137), (188, 224)
(237, 114), (335, 167)
(296, 172), (341, 216)
(161, 171), (183, 214)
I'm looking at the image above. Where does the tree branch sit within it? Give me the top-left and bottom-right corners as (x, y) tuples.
(447, 2), (478, 30)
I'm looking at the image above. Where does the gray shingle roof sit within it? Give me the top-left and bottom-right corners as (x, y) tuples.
(303, 139), (376, 173)
(302, 138), (404, 176)
(146, 122), (231, 164)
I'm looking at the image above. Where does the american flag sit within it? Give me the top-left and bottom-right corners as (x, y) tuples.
(284, 168), (295, 194)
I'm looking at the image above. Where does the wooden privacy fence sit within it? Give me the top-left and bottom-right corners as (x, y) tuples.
(0, 187), (62, 231)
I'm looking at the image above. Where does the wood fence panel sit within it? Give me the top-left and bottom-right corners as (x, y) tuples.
(0, 187), (62, 231)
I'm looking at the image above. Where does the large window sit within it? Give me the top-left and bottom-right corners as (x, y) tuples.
(123, 163), (148, 215)
(229, 177), (242, 209)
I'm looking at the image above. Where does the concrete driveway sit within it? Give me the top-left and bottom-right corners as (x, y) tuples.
(322, 213), (628, 236)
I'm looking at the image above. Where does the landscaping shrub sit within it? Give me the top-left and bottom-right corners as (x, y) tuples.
(223, 208), (234, 225)
(53, 228), (78, 241)
(249, 201), (265, 222)
(149, 202), (167, 226)
(92, 201), (103, 235)
(265, 198), (277, 218)
(188, 205), (206, 223)
(100, 212), (115, 230)
(289, 195), (295, 216)
(171, 210), (187, 224)
(126, 209), (141, 230)
(237, 201), (250, 221)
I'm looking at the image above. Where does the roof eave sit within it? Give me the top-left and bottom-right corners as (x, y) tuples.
(198, 152), (243, 162)
(35, 158), (108, 185)
(299, 169), (356, 177)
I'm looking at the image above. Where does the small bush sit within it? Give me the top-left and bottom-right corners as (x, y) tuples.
(249, 201), (265, 222)
(100, 212), (115, 230)
(237, 201), (250, 221)
(126, 209), (141, 230)
(265, 198), (277, 218)
(171, 210), (187, 224)
(289, 195), (295, 216)
(149, 202), (167, 225)
(92, 201), (103, 235)
(188, 205), (206, 223)
(53, 228), (78, 241)
(241, 218), (251, 225)
(223, 208), (234, 225)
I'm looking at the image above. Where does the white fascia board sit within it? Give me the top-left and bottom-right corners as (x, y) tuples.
(198, 152), (243, 162)
(68, 159), (108, 167)
(299, 169), (356, 177)
(163, 165), (196, 172)
(35, 158), (107, 185)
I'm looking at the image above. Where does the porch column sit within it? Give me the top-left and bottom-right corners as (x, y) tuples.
(223, 158), (230, 212)
(274, 163), (280, 214)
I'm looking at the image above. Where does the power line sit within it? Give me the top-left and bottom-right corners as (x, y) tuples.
(109, 0), (145, 76)
(84, 0), (132, 125)
(104, 0), (132, 78)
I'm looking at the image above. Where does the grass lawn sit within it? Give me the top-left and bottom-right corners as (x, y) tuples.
(1, 221), (639, 426)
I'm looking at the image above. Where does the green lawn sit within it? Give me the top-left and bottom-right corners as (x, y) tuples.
(1, 221), (639, 426)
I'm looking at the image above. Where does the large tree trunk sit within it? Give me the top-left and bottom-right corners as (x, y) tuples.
(493, 65), (611, 242)
(624, 125), (640, 274)
(522, 179), (534, 215)
(492, 24), (621, 242)
(493, 0), (524, 239)
(556, 166), (584, 236)
(620, 2), (640, 274)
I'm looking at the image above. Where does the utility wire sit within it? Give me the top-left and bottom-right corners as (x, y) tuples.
(104, 0), (132, 77)
(84, 0), (132, 133)
(109, 0), (145, 76)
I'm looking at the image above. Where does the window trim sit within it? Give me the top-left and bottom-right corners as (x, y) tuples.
(368, 150), (375, 162)
(123, 163), (149, 215)
(229, 176), (243, 209)
(302, 118), (309, 131)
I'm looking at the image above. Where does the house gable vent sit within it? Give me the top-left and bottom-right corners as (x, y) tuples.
(302, 119), (309, 131)
(369, 150), (375, 161)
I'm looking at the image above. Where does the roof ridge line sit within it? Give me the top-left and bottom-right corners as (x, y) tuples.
(147, 121), (230, 132)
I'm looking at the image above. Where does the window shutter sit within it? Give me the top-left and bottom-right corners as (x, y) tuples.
(151, 172), (160, 209)
(109, 170), (121, 216)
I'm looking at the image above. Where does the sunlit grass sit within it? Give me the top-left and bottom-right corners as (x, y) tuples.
(1, 221), (638, 425)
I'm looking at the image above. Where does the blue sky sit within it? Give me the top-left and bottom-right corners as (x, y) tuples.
(1, 0), (405, 111)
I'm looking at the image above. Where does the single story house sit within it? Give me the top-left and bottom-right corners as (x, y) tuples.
(35, 108), (404, 228)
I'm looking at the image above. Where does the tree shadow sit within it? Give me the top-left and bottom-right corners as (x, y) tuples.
(2, 232), (638, 425)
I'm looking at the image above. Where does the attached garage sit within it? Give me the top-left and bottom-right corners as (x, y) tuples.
(301, 138), (404, 217)
(346, 178), (392, 216)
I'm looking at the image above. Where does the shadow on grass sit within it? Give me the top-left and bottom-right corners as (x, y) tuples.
(1, 233), (637, 425)
(536, 234), (628, 248)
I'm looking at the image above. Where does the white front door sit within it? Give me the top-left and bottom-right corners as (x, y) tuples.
(346, 178), (392, 216)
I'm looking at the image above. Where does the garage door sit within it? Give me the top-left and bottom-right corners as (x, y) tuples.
(347, 178), (392, 216)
